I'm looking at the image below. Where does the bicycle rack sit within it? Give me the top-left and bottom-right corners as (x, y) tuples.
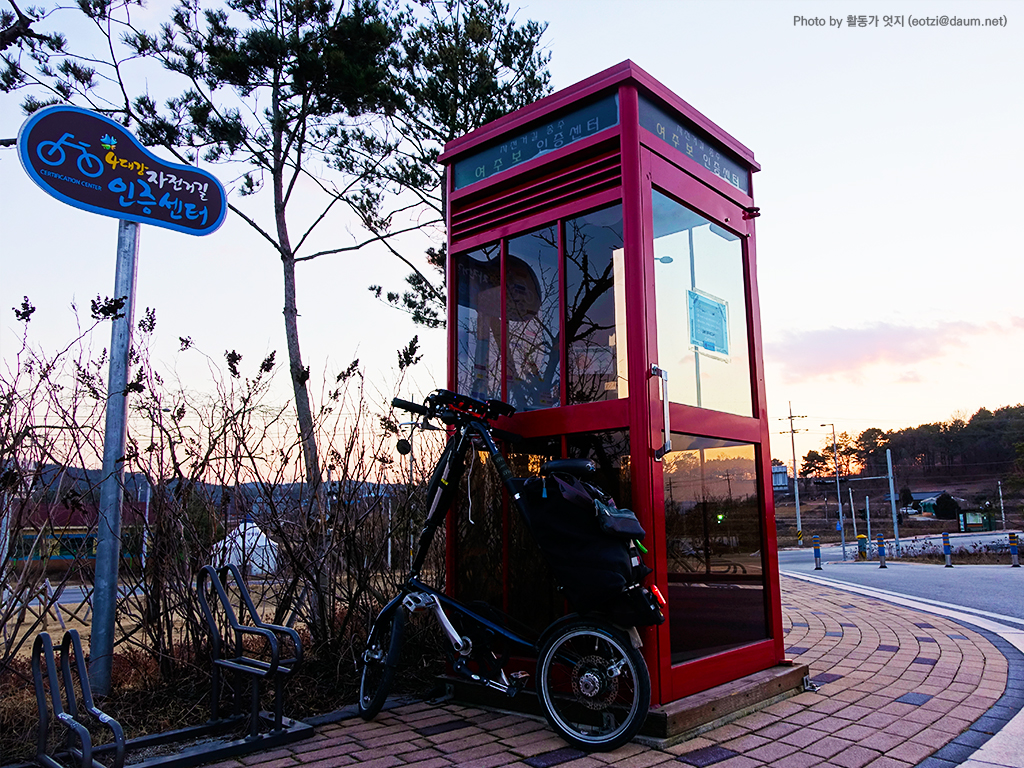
(32, 630), (125, 768)
(31, 564), (312, 768)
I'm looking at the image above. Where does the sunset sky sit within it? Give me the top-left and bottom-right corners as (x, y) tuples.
(2, 0), (1021, 471)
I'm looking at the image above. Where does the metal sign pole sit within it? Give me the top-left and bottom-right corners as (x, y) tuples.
(887, 448), (900, 557)
(90, 219), (140, 696)
(848, 486), (858, 538)
(865, 496), (872, 553)
(999, 480), (1006, 530)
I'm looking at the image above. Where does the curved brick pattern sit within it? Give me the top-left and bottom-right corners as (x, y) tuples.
(196, 576), (1012, 768)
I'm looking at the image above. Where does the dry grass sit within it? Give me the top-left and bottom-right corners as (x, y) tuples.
(900, 552), (1016, 565)
(898, 540), (1020, 566)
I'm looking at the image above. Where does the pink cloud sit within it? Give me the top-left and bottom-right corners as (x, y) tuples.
(766, 321), (995, 383)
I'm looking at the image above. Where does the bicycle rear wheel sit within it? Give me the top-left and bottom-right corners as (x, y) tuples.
(77, 151), (104, 177)
(537, 619), (650, 751)
(358, 603), (405, 719)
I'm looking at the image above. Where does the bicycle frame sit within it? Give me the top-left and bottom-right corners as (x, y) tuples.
(388, 577), (536, 694)
(409, 416), (522, 579)
(394, 412), (542, 693)
(360, 390), (652, 750)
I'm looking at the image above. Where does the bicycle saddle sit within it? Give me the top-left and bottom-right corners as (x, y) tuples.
(539, 459), (596, 478)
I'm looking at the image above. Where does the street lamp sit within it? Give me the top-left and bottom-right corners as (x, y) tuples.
(821, 423), (847, 561)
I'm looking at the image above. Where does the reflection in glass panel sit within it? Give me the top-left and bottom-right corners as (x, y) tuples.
(456, 244), (501, 400)
(652, 190), (752, 416)
(567, 430), (632, 511)
(455, 448), (505, 607)
(506, 226), (560, 411)
(565, 205), (627, 404)
(663, 435), (767, 663)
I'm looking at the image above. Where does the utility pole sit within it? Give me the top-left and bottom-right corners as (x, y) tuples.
(786, 405), (802, 544)
(823, 423), (845, 560)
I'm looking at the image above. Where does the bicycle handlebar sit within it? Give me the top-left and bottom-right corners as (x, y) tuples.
(392, 397), (429, 416)
(392, 390), (521, 440)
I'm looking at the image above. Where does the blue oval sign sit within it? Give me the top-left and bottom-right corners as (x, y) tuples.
(18, 105), (227, 236)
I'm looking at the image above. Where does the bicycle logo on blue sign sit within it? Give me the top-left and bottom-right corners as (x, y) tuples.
(36, 132), (105, 177)
(17, 105), (227, 236)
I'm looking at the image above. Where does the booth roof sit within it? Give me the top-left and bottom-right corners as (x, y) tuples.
(438, 59), (758, 170)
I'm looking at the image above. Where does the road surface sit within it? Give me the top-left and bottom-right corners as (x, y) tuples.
(779, 531), (1024, 627)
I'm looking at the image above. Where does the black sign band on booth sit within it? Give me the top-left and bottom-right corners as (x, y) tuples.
(452, 94), (619, 191)
(18, 105), (227, 236)
(637, 95), (750, 195)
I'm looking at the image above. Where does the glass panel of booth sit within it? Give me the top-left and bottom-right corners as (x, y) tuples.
(456, 243), (502, 401)
(506, 226), (560, 411)
(651, 189), (752, 417)
(504, 430), (632, 632)
(505, 435), (564, 629)
(454, 202), (628, 410)
(566, 205), (626, 404)
(662, 434), (768, 664)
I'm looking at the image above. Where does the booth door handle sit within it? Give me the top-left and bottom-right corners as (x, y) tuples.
(651, 364), (671, 461)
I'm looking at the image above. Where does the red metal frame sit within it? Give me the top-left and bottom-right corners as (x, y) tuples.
(442, 61), (781, 706)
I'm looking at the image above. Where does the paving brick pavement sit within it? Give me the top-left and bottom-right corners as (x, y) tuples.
(202, 576), (1018, 768)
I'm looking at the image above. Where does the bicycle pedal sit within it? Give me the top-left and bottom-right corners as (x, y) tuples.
(402, 593), (432, 613)
(507, 670), (529, 697)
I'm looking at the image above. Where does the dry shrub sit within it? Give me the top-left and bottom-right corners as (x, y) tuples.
(2, 312), (445, 763)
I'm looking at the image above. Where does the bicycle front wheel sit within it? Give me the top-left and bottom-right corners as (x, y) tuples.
(537, 619), (650, 752)
(358, 603), (405, 719)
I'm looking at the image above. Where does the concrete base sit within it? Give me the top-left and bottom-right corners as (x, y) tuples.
(443, 662), (809, 749)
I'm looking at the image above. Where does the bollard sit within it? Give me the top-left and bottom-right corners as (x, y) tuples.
(877, 534), (887, 569)
(1011, 532), (1020, 568)
(943, 531), (953, 568)
(813, 535), (822, 570)
(857, 534), (868, 560)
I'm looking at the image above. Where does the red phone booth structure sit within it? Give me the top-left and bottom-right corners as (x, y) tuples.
(439, 61), (800, 728)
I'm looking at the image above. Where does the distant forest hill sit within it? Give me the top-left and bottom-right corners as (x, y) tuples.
(798, 404), (1024, 482)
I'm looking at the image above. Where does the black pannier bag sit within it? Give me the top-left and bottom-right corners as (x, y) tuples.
(518, 473), (665, 627)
